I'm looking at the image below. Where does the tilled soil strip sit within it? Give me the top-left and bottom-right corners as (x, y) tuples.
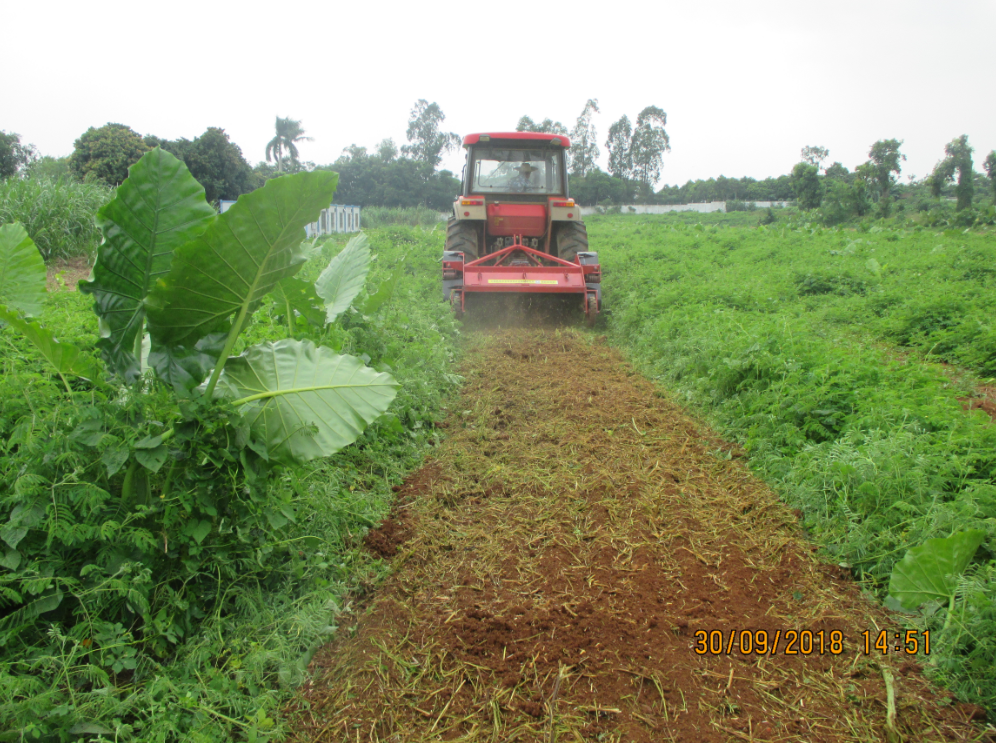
(289, 329), (983, 743)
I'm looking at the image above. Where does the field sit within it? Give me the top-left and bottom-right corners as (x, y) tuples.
(281, 213), (994, 740)
(593, 214), (996, 708)
(2, 198), (995, 740)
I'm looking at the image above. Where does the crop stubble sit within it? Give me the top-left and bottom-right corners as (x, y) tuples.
(288, 329), (983, 742)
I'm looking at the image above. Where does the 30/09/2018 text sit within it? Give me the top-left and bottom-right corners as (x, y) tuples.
(692, 629), (931, 656)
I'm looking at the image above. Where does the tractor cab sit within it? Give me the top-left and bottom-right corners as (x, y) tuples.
(463, 133), (569, 199)
(442, 132), (601, 324)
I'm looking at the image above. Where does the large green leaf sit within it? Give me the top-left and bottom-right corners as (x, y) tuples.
(887, 530), (986, 610)
(145, 171), (339, 348)
(0, 305), (99, 386)
(0, 223), (46, 317)
(315, 233), (371, 323)
(218, 339), (398, 463)
(80, 148), (217, 381)
(270, 276), (326, 329)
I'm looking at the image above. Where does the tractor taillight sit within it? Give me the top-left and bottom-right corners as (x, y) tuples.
(461, 199), (484, 206)
(551, 200), (575, 208)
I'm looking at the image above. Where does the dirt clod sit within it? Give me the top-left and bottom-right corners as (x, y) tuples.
(362, 517), (410, 558)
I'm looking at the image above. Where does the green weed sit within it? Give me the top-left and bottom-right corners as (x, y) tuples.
(359, 205), (445, 228)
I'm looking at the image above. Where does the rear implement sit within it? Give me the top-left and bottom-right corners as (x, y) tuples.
(443, 240), (600, 324)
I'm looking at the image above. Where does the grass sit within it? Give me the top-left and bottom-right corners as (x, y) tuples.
(359, 206), (446, 228)
(591, 211), (996, 716)
(0, 226), (462, 741)
(0, 175), (112, 261)
(588, 207), (797, 227)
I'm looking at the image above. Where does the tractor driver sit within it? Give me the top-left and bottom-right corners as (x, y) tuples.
(507, 162), (539, 192)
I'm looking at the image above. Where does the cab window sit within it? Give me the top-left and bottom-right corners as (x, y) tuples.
(471, 148), (562, 194)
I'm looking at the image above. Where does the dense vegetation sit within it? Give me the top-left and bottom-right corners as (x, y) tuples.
(594, 213), (996, 714)
(359, 205), (446, 228)
(67, 123), (260, 202)
(0, 175), (111, 260)
(0, 152), (461, 740)
(317, 147), (459, 212)
(145, 127), (259, 203)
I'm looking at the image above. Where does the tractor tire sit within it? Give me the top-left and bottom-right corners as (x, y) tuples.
(556, 221), (589, 263)
(445, 217), (479, 260)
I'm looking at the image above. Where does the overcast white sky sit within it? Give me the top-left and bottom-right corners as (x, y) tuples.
(5, 0), (994, 187)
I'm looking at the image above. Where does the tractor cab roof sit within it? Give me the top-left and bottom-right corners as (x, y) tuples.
(463, 132), (571, 148)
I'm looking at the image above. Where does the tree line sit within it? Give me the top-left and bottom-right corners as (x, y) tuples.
(2, 123), (259, 204)
(5, 107), (995, 214)
(0, 100), (466, 211)
(4, 98), (676, 211)
(788, 136), (996, 225)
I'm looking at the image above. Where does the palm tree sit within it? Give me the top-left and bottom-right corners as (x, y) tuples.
(265, 117), (312, 172)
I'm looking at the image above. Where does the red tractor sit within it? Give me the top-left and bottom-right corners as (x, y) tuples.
(441, 132), (601, 324)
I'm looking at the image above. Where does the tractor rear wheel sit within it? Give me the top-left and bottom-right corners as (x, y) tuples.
(556, 222), (589, 262)
(445, 217), (479, 260)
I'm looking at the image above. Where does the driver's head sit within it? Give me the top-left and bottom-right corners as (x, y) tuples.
(517, 163), (537, 176)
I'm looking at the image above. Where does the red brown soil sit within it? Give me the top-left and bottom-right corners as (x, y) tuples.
(46, 257), (91, 291)
(287, 329), (986, 743)
(361, 466), (438, 559)
(959, 384), (996, 422)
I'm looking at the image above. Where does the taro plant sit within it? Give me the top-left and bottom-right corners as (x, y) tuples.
(0, 222), (46, 316)
(76, 147), (399, 463)
(5, 149), (403, 458)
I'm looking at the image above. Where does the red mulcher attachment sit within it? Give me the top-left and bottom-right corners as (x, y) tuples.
(442, 236), (601, 325)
